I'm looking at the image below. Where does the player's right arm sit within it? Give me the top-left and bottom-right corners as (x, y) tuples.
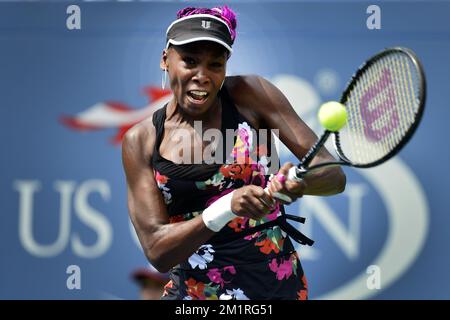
(122, 119), (216, 273)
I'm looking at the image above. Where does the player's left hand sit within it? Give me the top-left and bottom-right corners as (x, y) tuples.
(266, 162), (307, 205)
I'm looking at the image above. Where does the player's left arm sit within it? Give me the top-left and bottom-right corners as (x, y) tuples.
(234, 75), (346, 197)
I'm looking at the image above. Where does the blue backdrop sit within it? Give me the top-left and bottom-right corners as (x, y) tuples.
(1, 0), (449, 299)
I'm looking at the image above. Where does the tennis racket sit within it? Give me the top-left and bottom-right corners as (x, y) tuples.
(272, 46), (426, 203)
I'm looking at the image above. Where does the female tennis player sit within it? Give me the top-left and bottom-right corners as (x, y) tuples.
(122, 5), (346, 300)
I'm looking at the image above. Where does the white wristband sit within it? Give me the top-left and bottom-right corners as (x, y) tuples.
(202, 191), (237, 232)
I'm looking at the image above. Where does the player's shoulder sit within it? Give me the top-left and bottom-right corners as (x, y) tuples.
(226, 74), (275, 101)
(122, 115), (156, 159)
(225, 74), (266, 93)
(225, 75), (278, 118)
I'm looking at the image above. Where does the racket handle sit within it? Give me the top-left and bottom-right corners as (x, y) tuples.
(287, 166), (305, 182)
(265, 167), (306, 203)
(272, 191), (293, 203)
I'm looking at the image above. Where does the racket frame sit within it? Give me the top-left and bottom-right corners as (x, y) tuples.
(275, 47), (427, 201)
(333, 46), (427, 169)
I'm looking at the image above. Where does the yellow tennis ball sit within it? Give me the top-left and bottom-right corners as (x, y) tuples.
(318, 101), (348, 132)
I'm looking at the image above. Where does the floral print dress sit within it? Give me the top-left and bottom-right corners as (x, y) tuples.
(152, 88), (309, 300)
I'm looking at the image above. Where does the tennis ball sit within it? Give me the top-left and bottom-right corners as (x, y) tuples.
(318, 101), (348, 132)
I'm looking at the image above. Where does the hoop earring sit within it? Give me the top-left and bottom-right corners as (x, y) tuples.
(161, 69), (168, 90)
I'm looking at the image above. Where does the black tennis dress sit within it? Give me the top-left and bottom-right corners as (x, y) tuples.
(152, 87), (313, 300)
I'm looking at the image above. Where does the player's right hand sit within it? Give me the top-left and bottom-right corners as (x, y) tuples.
(231, 185), (276, 220)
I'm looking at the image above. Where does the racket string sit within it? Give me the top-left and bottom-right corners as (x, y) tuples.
(394, 54), (412, 148)
(372, 60), (389, 160)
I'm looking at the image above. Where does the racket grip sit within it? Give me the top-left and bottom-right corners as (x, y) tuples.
(265, 167), (306, 203)
(287, 166), (305, 182)
(264, 187), (292, 203)
(272, 191), (293, 203)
